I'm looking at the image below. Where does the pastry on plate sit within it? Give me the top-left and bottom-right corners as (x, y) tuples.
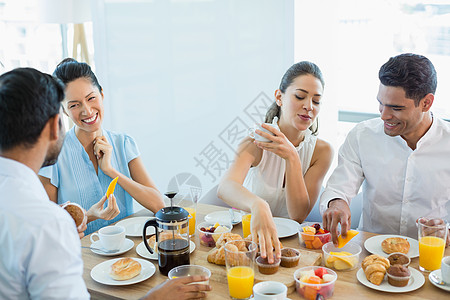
(381, 237), (410, 254)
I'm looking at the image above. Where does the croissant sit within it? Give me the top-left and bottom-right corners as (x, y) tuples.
(361, 255), (390, 285)
(216, 233), (244, 249)
(207, 246), (226, 265)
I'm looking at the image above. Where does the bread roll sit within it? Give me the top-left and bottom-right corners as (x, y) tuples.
(110, 258), (141, 281)
(62, 203), (85, 227)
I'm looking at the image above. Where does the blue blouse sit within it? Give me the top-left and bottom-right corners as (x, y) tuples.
(39, 127), (140, 235)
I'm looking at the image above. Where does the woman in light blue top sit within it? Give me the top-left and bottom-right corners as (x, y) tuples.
(39, 58), (165, 235)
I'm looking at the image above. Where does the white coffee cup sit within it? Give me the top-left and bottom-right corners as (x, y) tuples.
(253, 281), (287, 300)
(90, 225), (125, 251)
(249, 122), (279, 142)
(441, 256), (450, 285)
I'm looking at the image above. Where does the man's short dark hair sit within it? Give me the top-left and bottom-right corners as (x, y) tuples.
(0, 68), (65, 151)
(379, 53), (437, 106)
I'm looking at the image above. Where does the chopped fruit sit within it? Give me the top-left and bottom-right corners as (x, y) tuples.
(212, 225), (229, 242)
(325, 251), (357, 270)
(322, 274), (335, 283)
(306, 275), (322, 285)
(303, 286), (317, 300)
(337, 230), (359, 248)
(213, 222), (220, 228)
(314, 267), (328, 279)
(312, 223), (321, 231)
(199, 224), (230, 247)
(303, 226), (316, 234)
(300, 223), (331, 249)
(106, 176), (119, 198)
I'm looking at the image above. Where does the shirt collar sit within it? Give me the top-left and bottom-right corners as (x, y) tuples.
(416, 113), (436, 149)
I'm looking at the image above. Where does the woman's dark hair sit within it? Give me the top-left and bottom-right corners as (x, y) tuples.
(265, 61), (324, 135)
(379, 53), (437, 107)
(0, 68), (64, 150)
(53, 58), (102, 92)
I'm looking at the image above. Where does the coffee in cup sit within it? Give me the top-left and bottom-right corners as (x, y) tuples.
(90, 225), (125, 251)
(253, 281), (287, 300)
(248, 117), (280, 143)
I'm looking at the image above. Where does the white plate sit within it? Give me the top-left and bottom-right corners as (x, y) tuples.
(364, 235), (419, 258)
(274, 217), (300, 238)
(204, 210), (244, 225)
(90, 257), (156, 286)
(429, 269), (450, 292)
(356, 267), (425, 293)
(116, 217), (155, 237)
(136, 240), (196, 260)
(90, 238), (134, 256)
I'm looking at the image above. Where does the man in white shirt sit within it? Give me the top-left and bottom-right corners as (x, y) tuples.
(320, 53), (450, 244)
(0, 68), (210, 299)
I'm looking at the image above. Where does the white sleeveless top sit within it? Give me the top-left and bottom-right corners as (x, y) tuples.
(243, 129), (317, 218)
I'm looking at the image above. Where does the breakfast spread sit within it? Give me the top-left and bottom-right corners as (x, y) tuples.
(280, 248), (300, 268)
(110, 258), (141, 281)
(256, 255), (280, 275)
(300, 224), (331, 249)
(381, 237), (410, 254)
(337, 230), (359, 248)
(386, 264), (411, 287)
(207, 233), (244, 265)
(361, 254), (390, 285)
(387, 252), (410, 267)
(296, 267), (336, 300)
(325, 251), (358, 270)
(62, 203), (85, 227)
(199, 223), (231, 247)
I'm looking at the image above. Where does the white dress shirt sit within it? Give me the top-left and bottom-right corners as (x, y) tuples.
(0, 157), (89, 299)
(320, 117), (450, 238)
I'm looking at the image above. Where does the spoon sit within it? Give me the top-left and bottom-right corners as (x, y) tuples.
(430, 272), (447, 286)
(82, 246), (119, 254)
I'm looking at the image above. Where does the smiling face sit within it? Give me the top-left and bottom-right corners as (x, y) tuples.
(277, 74), (323, 132)
(63, 78), (104, 135)
(377, 83), (433, 142)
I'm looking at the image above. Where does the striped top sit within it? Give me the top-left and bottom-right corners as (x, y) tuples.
(39, 127), (140, 235)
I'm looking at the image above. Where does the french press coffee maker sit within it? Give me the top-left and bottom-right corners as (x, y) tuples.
(143, 193), (190, 276)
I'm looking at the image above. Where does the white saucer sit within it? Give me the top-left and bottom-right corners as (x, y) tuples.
(364, 235), (419, 258)
(90, 238), (134, 256)
(429, 269), (450, 292)
(204, 210), (244, 225)
(136, 240), (196, 260)
(116, 217), (155, 237)
(90, 257), (155, 285)
(274, 217), (299, 238)
(356, 267), (425, 293)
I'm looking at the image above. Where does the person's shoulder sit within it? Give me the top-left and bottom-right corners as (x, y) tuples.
(435, 117), (450, 132)
(350, 118), (383, 137)
(314, 138), (333, 161)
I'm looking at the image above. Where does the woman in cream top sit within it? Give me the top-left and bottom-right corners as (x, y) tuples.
(218, 61), (333, 262)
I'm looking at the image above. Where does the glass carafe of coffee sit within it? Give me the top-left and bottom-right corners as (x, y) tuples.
(143, 206), (190, 276)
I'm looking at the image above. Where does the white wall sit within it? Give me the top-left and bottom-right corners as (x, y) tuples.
(92, 0), (294, 202)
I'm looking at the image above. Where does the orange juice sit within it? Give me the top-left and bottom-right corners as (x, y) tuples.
(227, 266), (254, 299)
(184, 207), (196, 236)
(419, 236), (445, 271)
(242, 214), (251, 238)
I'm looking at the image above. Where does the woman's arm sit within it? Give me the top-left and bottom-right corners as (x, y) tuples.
(284, 139), (333, 222)
(93, 136), (165, 213)
(39, 176), (58, 203)
(217, 137), (281, 263)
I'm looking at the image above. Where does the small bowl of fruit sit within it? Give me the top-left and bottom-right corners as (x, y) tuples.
(294, 266), (337, 300)
(197, 221), (232, 247)
(323, 241), (361, 271)
(299, 222), (331, 250)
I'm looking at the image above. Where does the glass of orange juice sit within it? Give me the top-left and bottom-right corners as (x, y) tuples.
(242, 214), (251, 238)
(225, 240), (257, 299)
(418, 217), (448, 272)
(180, 197), (196, 237)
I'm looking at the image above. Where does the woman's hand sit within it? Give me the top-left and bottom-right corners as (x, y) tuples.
(251, 199), (281, 263)
(254, 123), (298, 161)
(93, 136), (115, 176)
(87, 194), (120, 222)
(142, 276), (211, 300)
